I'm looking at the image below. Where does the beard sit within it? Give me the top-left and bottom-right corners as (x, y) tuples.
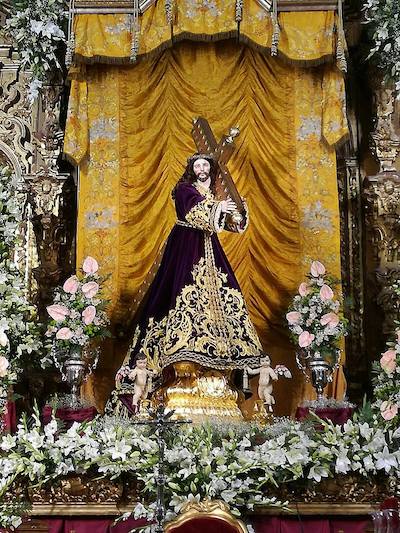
(196, 172), (210, 182)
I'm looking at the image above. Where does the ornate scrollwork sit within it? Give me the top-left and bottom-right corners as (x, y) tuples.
(365, 174), (400, 265)
(268, 473), (387, 504)
(28, 476), (123, 504)
(364, 173), (400, 334)
(370, 83), (400, 173)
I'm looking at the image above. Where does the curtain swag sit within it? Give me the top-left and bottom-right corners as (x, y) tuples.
(67, 1), (347, 70)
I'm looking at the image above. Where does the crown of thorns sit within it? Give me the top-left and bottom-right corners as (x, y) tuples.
(187, 153), (216, 164)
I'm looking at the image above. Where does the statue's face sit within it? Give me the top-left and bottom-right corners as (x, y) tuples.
(136, 359), (147, 369)
(193, 158), (211, 182)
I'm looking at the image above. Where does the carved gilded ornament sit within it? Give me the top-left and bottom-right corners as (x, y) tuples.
(165, 499), (248, 533)
(370, 84), (400, 173)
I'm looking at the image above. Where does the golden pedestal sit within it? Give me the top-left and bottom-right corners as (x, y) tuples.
(161, 362), (244, 422)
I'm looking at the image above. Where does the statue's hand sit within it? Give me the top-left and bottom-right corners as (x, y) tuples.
(220, 198), (236, 214)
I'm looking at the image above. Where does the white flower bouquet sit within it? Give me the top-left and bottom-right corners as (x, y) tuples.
(5, 0), (67, 101)
(0, 166), (42, 405)
(362, 0), (400, 96)
(286, 261), (347, 361)
(45, 256), (111, 365)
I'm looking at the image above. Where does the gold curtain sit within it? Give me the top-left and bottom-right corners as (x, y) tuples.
(65, 40), (348, 414)
(73, 7), (341, 65)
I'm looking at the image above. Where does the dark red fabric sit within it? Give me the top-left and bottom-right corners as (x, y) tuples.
(251, 516), (370, 533)
(118, 394), (136, 415)
(168, 517), (238, 532)
(42, 406), (98, 428)
(295, 407), (354, 425)
(44, 518), (146, 533)
(11, 516), (371, 533)
(381, 497), (399, 510)
(3, 401), (16, 433)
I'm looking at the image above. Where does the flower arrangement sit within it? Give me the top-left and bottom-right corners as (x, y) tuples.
(286, 261), (347, 361)
(45, 256), (110, 367)
(362, 0), (400, 95)
(0, 410), (399, 530)
(5, 0), (67, 101)
(0, 166), (42, 415)
(372, 328), (400, 424)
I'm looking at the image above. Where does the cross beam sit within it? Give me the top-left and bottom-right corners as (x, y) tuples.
(191, 117), (245, 219)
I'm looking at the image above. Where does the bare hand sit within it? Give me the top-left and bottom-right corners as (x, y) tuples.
(220, 198), (236, 214)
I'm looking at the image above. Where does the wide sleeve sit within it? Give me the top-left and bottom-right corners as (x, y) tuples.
(175, 183), (225, 233)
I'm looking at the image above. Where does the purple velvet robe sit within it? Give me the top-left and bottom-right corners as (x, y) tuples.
(124, 181), (262, 375)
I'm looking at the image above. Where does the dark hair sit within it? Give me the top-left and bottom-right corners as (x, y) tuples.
(172, 154), (218, 199)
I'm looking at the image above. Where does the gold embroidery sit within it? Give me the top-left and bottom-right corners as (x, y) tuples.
(185, 197), (218, 232)
(131, 255), (262, 371)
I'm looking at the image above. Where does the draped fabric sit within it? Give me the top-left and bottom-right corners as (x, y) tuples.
(73, 8), (341, 66)
(64, 40), (348, 414)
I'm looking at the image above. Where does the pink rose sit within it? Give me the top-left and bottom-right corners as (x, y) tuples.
(286, 311), (301, 325)
(380, 401), (398, 421)
(380, 349), (397, 375)
(82, 256), (99, 274)
(310, 260), (326, 277)
(298, 331), (315, 348)
(82, 281), (99, 299)
(298, 282), (311, 297)
(0, 356), (9, 377)
(320, 312), (339, 328)
(82, 305), (96, 325)
(47, 304), (70, 322)
(63, 275), (79, 294)
(320, 284), (334, 300)
(56, 327), (73, 340)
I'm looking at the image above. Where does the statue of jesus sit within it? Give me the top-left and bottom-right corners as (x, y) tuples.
(113, 153), (264, 419)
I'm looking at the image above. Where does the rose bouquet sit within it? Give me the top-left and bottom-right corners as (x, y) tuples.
(286, 261), (347, 362)
(45, 256), (111, 367)
(373, 329), (400, 424)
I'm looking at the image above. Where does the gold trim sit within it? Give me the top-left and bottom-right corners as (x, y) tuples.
(73, 0), (339, 12)
(165, 500), (248, 532)
(253, 503), (380, 515)
(28, 502), (379, 517)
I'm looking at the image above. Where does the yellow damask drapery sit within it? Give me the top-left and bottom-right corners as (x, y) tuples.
(73, 7), (341, 66)
(65, 38), (348, 414)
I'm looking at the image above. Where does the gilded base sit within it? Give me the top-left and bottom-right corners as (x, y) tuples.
(161, 362), (244, 422)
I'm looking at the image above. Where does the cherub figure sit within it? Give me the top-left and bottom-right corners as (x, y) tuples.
(116, 353), (154, 413)
(246, 355), (292, 412)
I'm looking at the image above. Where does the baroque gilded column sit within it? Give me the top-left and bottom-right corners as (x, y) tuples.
(364, 80), (400, 338)
(0, 33), (74, 312)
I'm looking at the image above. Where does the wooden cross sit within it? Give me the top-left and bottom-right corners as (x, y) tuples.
(191, 117), (245, 220)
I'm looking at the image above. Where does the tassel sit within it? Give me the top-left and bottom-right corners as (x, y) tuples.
(235, 0), (243, 23)
(243, 368), (249, 391)
(130, 0), (140, 62)
(271, 0), (280, 57)
(66, 0), (76, 68)
(165, 0), (174, 25)
(336, 0), (347, 72)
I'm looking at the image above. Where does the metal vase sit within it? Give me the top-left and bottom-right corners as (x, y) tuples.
(64, 358), (86, 408)
(308, 359), (332, 400)
(296, 350), (340, 400)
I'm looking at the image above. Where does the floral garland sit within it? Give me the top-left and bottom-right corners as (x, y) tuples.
(0, 410), (398, 530)
(5, 0), (67, 101)
(363, 0), (400, 94)
(0, 166), (42, 419)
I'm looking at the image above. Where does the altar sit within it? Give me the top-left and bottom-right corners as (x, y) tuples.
(0, 0), (400, 531)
